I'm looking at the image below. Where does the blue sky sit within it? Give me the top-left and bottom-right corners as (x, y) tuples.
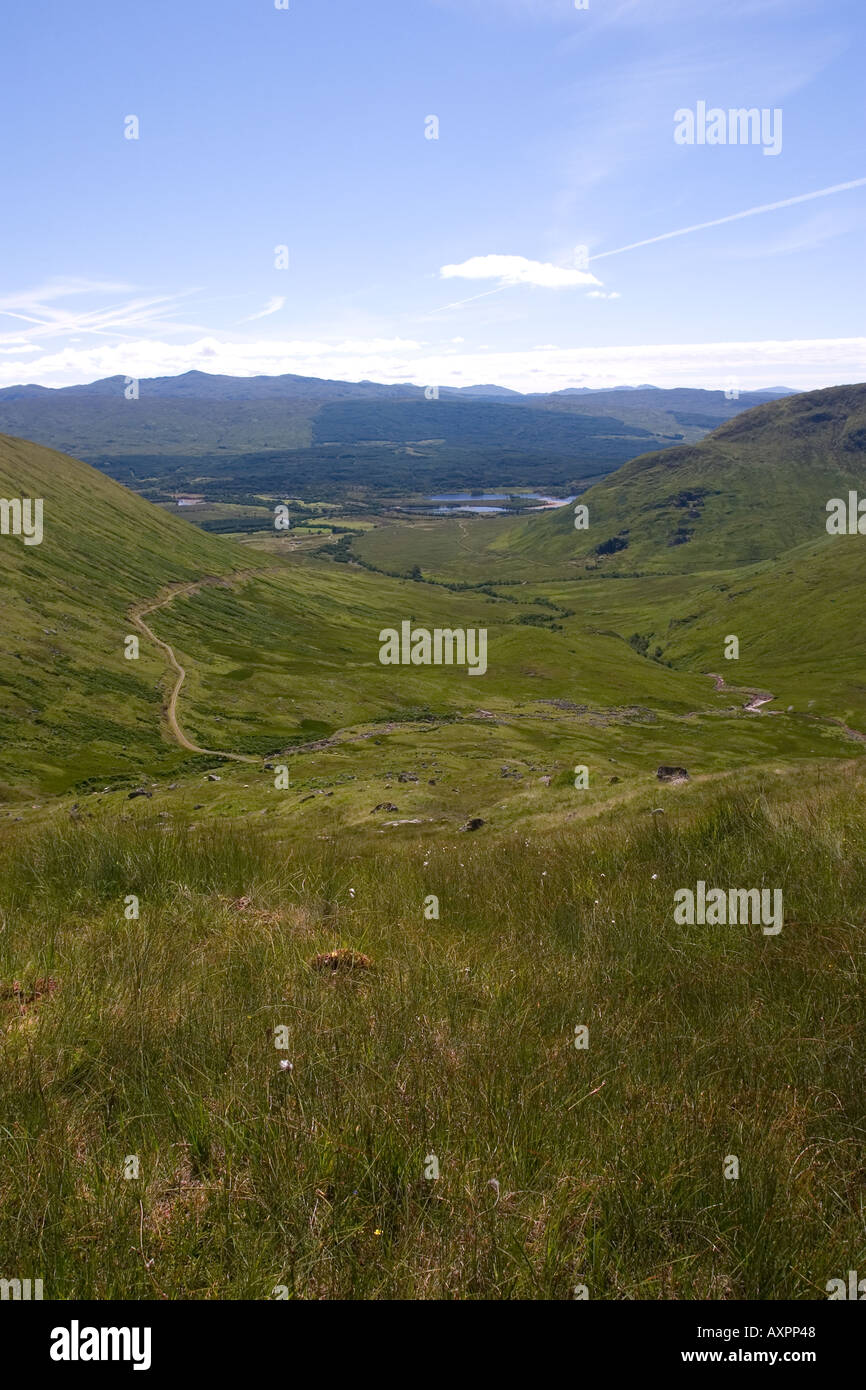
(1, 0), (864, 391)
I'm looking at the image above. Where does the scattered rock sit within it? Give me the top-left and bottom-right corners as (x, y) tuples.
(371, 802), (399, 813)
(459, 817), (485, 832)
(206, 773), (221, 782)
(656, 766), (689, 783)
(539, 775), (552, 786)
(127, 788), (152, 800)
(397, 772), (418, 783)
(609, 776), (620, 784)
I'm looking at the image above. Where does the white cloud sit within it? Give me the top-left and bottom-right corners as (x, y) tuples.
(0, 333), (861, 395)
(440, 254), (601, 289)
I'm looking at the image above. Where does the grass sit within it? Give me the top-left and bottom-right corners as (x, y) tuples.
(2, 403), (865, 1301)
(0, 768), (863, 1299)
(0, 432), (257, 792)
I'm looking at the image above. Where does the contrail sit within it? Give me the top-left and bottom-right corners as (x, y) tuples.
(427, 285), (512, 315)
(590, 178), (866, 261)
(427, 177), (866, 313)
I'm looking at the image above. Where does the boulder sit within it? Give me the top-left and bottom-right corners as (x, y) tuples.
(656, 766), (689, 782)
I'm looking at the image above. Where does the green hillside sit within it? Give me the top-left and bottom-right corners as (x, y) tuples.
(351, 384), (866, 580)
(2, 383), (864, 815)
(0, 433), (253, 794)
(511, 383), (866, 573)
(1, 397), (865, 1304)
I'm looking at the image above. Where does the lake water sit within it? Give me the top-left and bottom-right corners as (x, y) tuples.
(425, 491), (575, 515)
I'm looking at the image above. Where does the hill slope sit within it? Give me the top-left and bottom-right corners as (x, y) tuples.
(498, 383), (866, 573)
(0, 433), (252, 793)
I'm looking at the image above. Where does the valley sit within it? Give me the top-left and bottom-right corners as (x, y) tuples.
(0, 382), (864, 1302)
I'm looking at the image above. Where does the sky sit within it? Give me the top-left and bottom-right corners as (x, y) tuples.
(1, 0), (864, 393)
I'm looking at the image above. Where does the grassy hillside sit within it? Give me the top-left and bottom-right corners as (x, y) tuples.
(1, 386), (864, 1302)
(0, 433), (255, 793)
(352, 385), (866, 580)
(506, 383), (866, 573)
(1, 768), (863, 1298)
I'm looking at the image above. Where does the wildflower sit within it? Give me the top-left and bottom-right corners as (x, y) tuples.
(279, 1060), (293, 1072)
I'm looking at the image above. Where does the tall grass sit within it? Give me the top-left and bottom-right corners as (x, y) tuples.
(0, 776), (864, 1299)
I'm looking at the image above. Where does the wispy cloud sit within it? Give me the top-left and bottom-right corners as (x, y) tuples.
(240, 296), (285, 323)
(0, 280), (205, 349)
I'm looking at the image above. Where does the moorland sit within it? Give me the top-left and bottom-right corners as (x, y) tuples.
(0, 378), (863, 1299)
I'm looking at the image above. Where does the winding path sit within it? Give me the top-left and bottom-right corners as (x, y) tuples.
(130, 574), (261, 764)
(706, 672), (866, 744)
(707, 672), (776, 711)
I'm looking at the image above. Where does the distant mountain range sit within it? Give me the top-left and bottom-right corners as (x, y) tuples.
(0, 368), (797, 409)
(0, 370), (801, 499)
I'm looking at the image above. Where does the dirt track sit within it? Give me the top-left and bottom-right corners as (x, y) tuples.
(130, 574), (260, 764)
